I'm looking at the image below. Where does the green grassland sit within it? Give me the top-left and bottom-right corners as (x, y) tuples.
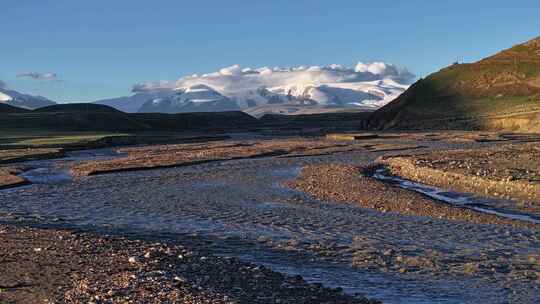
(0, 130), (129, 148)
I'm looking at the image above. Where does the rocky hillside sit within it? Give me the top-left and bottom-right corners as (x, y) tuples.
(368, 36), (540, 132)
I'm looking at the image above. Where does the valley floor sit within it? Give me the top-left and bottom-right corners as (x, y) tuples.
(0, 132), (539, 303)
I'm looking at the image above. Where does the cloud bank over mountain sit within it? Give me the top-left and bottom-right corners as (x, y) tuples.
(132, 62), (415, 95)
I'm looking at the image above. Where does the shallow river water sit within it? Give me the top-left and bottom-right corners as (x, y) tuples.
(1, 142), (539, 304)
(373, 168), (540, 224)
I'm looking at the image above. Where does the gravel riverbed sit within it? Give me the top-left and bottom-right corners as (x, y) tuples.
(1, 136), (539, 303)
(0, 224), (377, 304)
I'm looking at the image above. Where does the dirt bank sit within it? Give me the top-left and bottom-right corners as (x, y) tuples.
(0, 148), (64, 164)
(70, 138), (421, 176)
(284, 164), (536, 228)
(0, 167), (29, 189)
(379, 143), (540, 215)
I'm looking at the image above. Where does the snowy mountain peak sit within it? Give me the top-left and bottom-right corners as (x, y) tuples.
(0, 86), (56, 109)
(98, 62), (415, 114)
(138, 84), (239, 113)
(0, 91), (13, 102)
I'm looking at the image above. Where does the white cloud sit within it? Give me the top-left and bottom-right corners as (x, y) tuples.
(132, 80), (180, 93)
(0, 80), (6, 89)
(17, 72), (58, 80)
(354, 62), (405, 77)
(219, 64), (243, 76)
(132, 62), (415, 94)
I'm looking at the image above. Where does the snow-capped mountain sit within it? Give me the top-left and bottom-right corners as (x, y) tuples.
(96, 62), (414, 114)
(0, 87), (56, 109)
(138, 84), (240, 113)
(264, 78), (409, 108)
(0, 91), (12, 102)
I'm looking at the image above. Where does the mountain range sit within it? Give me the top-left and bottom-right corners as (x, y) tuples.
(1, 62), (412, 117)
(95, 63), (413, 116)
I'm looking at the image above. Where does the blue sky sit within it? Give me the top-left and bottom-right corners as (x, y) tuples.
(1, 0), (539, 102)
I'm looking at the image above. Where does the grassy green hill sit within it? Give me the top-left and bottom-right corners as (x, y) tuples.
(368, 36), (540, 132)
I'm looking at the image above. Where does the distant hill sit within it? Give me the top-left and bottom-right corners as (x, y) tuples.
(132, 111), (259, 131)
(368, 36), (540, 132)
(0, 112), (148, 133)
(243, 104), (372, 118)
(259, 111), (372, 129)
(0, 103), (31, 113)
(35, 103), (122, 113)
(0, 103), (370, 133)
(0, 105), (259, 132)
